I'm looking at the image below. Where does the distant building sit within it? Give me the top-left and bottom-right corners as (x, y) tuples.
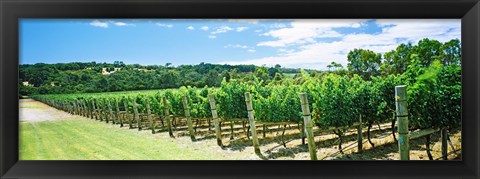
(22, 81), (33, 87)
(102, 67), (121, 75)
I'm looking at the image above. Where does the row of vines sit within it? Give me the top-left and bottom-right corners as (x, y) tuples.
(32, 59), (461, 159)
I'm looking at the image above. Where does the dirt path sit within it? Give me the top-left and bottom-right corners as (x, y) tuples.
(20, 99), (76, 122)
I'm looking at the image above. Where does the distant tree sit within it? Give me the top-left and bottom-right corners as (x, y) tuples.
(347, 49), (382, 80)
(113, 61), (125, 67)
(327, 62), (343, 71)
(255, 66), (270, 82)
(382, 43), (413, 76)
(411, 38), (442, 67)
(439, 39), (461, 65)
(267, 67), (280, 77)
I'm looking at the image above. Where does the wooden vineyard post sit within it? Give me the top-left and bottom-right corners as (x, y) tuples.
(115, 98), (122, 127)
(124, 98), (133, 129)
(73, 101), (78, 115)
(86, 101), (90, 117)
(81, 100), (85, 116)
(80, 100), (84, 117)
(244, 92), (261, 155)
(82, 100), (87, 117)
(182, 95), (196, 141)
(93, 99), (98, 120)
(358, 114), (363, 152)
(71, 102), (74, 115)
(69, 102), (73, 114)
(85, 100), (89, 117)
(132, 98), (141, 130)
(395, 85), (409, 160)
(77, 100), (81, 116)
(77, 100), (82, 116)
(299, 93), (317, 160)
(87, 100), (92, 118)
(230, 121), (234, 140)
(208, 94), (223, 147)
(441, 129), (448, 160)
(73, 100), (78, 115)
(108, 100), (115, 124)
(78, 100), (82, 116)
(103, 100), (109, 123)
(162, 96), (174, 138)
(98, 100), (104, 122)
(84, 100), (90, 118)
(301, 123), (305, 145)
(145, 98), (155, 134)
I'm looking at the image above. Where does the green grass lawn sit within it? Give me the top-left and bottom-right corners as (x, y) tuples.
(20, 119), (228, 160)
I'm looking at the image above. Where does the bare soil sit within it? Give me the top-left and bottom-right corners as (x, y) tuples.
(20, 99), (77, 122)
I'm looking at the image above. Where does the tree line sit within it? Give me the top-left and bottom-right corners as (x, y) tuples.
(20, 38), (460, 97)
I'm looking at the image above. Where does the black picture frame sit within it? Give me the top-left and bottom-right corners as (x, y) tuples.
(1, 0), (479, 178)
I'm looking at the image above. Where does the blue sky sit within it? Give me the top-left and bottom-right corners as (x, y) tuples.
(20, 19), (460, 70)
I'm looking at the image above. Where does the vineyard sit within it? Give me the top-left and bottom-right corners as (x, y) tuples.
(32, 57), (461, 160)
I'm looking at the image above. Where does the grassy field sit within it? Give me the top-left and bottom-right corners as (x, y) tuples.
(19, 119), (233, 160)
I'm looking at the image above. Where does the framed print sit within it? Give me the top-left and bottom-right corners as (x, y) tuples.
(1, 0), (479, 178)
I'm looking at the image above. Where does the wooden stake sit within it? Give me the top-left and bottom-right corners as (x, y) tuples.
(441, 129), (448, 160)
(79, 100), (84, 117)
(103, 99), (109, 123)
(86, 100), (91, 118)
(115, 98), (122, 127)
(230, 121), (234, 140)
(98, 100), (104, 121)
(132, 98), (141, 130)
(124, 98), (133, 129)
(82, 100), (87, 117)
(299, 93), (317, 160)
(395, 85), (409, 160)
(244, 92), (260, 155)
(108, 100), (115, 124)
(358, 114), (363, 152)
(92, 100), (98, 120)
(146, 98), (155, 134)
(208, 94), (223, 147)
(162, 96), (174, 138)
(73, 101), (78, 115)
(182, 95), (196, 141)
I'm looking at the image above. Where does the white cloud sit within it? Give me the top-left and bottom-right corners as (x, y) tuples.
(270, 23), (287, 29)
(157, 23), (173, 28)
(113, 22), (127, 26)
(208, 35), (217, 39)
(90, 20), (109, 28)
(218, 19), (461, 70)
(200, 26), (209, 30)
(90, 20), (135, 28)
(227, 19), (262, 24)
(236, 27), (248, 32)
(224, 44), (249, 49)
(254, 29), (263, 33)
(257, 19), (367, 47)
(224, 44), (256, 53)
(112, 21), (135, 27)
(187, 26), (195, 30)
(211, 26), (234, 34)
